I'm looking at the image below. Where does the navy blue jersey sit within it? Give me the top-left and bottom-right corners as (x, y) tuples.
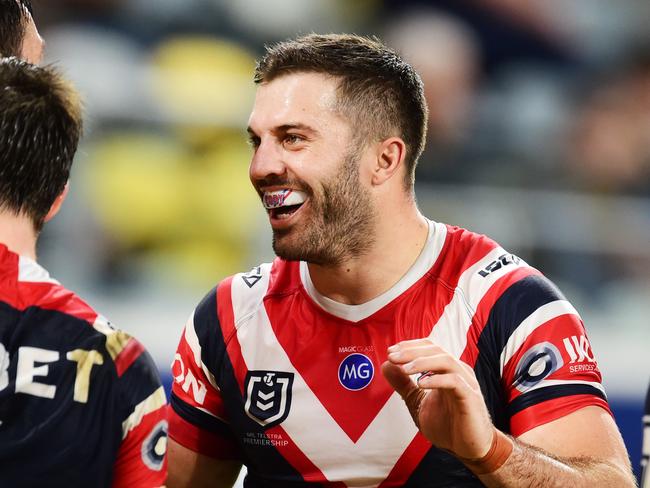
(0, 245), (167, 487)
(170, 221), (609, 487)
(642, 383), (649, 488)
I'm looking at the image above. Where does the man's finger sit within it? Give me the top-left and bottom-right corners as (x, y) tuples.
(381, 361), (426, 427)
(381, 360), (415, 397)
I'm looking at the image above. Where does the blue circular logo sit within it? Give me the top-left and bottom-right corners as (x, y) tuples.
(338, 353), (374, 391)
(514, 342), (564, 392)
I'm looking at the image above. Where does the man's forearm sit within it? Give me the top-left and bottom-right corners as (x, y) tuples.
(474, 438), (636, 488)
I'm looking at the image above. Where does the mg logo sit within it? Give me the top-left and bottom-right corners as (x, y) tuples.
(244, 370), (294, 428)
(338, 353), (374, 391)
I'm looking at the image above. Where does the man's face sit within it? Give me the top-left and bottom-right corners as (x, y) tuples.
(20, 8), (44, 64)
(247, 72), (375, 266)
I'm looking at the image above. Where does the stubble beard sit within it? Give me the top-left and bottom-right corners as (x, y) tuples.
(272, 151), (375, 266)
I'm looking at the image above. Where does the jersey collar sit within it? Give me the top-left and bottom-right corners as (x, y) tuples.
(299, 219), (446, 322)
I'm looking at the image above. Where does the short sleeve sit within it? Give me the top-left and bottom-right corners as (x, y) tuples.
(168, 287), (241, 459)
(111, 341), (168, 488)
(496, 275), (611, 436)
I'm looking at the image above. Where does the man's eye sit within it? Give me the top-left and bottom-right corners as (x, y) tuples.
(284, 134), (303, 145)
(247, 137), (260, 149)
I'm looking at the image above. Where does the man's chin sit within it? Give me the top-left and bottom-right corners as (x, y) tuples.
(272, 238), (305, 263)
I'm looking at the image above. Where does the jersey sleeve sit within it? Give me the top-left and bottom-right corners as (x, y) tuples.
(495, 274), (611, 436)
(110, 337), (168, 488)
(168, 286), (241, 460)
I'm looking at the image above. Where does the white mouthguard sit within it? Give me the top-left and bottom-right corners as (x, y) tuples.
(263, 190), (307, 209)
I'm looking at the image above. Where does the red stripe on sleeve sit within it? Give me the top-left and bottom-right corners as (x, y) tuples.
(168, 407), (240, 460)
(114, 338), (145, 377)
(510, 394), (612, 437)
(112, 405), (168, 488)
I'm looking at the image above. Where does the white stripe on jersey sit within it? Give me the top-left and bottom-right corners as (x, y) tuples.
(499, 300), (580, 376)
(184, 311), (219, 391)
(518, 379), (607, 397)
(299, 220), (447, 323)
(429, 246), (530, 358)
(18, 255), (59, 284)
(231, 267), (418, 487)
(122, 386), (166, 439)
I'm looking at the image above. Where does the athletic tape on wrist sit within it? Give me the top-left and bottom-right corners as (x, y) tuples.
(457, 429), (514, 475)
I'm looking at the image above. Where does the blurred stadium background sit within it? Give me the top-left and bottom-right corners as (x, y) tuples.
(34, 0), (649, 482)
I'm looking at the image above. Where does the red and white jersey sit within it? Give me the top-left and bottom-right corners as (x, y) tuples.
(170, 221), (609, 487)
(0, 244), (167, 487)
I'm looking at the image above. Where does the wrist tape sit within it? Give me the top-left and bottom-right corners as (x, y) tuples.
(457, 428), (514, 475)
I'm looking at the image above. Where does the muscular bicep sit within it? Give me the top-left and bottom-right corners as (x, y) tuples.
(518, 406), (632, 474)
(168, 439), (242, 488)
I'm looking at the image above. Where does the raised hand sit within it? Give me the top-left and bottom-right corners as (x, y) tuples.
(381, 339), (495, 460)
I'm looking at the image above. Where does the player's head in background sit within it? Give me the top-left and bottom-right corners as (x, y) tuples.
(248, 33), (428, 265)
(0, 0), (43, 63)
(0, 57), (82, 235)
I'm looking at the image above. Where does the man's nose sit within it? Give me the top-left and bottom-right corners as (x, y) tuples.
(249, 139), (287, 182)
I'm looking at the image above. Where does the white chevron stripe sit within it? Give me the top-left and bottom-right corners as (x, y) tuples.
(231, 266), (418, 487)
(429, 246), (530, 357)
(499, 300), (580, 375)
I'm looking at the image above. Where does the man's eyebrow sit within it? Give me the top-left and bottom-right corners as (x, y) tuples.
(273, 123), (319, 136)
(247, 123), (320, 138)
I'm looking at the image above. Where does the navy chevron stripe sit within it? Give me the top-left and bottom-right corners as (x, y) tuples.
(507, 384), (607, 417)
(472, 274), (566, 431)
(192, 286), (229, 389)
(170, 391), (233, 435)
(199, 281), (317, 485)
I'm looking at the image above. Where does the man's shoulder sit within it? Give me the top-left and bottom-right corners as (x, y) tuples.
(203, 258), (297, 308)
(8, 256), (159, 381)
(433, 222), (561, 311)
(434, 222), (528, 282)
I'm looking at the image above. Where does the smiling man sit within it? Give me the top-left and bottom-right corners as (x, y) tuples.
(167, 34), (635, 487)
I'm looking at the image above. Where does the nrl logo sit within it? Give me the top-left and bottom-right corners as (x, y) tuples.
(242, 266), (262, 288)
(244, 370), (294, 428)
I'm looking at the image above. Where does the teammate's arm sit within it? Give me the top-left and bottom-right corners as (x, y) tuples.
(111, 344), (168, 488)
(168, 439), (241, 488)
(382, 339), (636, 487)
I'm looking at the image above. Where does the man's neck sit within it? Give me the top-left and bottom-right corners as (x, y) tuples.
(307, 206), (429, 305)
(0, 211), (38, 260)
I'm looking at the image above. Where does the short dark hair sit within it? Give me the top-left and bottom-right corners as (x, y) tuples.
(254, 33), (428, 188)
(0, 57), (83, 230)
(0, 0), (32, 58)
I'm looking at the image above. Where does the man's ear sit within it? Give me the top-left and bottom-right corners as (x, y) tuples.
(371, 137), (406, 186)
(44, 183), (69, 223)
